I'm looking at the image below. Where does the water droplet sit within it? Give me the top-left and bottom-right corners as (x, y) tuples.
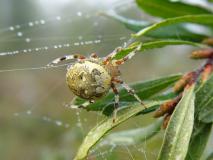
(26, 110), (32, 115)
(17, 32), (23, 37)
(55, 120), (62, 126)
(78, 36), (83, 40)
(56, 16), (61, 21)
(74, 42), (80, 46)
(28, 22), (34, 27)
(77, 11), (82, 17)
(40, 20), (45, 24)
(25, 38), (31, 43)
(9, 26), (14, 31)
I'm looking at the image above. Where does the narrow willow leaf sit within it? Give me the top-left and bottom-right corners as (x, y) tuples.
(136, 0), (212, 18)
(103, 10), (207, 42)
(198, 74), (213, 122)
(141, 40), (205, 51)
(73, 101), (163, 160)
(158, 85), (195, 160)
(99, 118), (162, 146)
(134, 15), (213, 38)
(185, 122), (212, 160)
(73, 74), (181, 115)
(113, 40), (206, 60)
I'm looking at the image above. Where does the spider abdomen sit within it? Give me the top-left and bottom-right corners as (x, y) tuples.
(66, 60), (111, 100)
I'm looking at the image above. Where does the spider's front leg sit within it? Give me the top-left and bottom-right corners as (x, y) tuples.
(112, 78), (146, 108)
(47, 54), (86, 67)
(111, 82), (120, 123)
(103, 47), (123, 65)
(90, 53), (99, 59)
(113, 43), (142, 65)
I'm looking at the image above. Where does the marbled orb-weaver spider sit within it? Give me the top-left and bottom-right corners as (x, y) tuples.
(47, 44), (145, 122)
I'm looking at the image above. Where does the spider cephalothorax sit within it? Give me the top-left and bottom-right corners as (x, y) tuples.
(47, 45), (145, 122)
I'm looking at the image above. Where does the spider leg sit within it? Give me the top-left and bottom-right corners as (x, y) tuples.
(90, 53), (99, 59)
(112, 78), (146, 108)
(67, 99), (95, 109)
(111, 82), (119, 123)
(113, 43), (142, 65)
(47, 54), (86, 67)
(103, 47), (123, 64)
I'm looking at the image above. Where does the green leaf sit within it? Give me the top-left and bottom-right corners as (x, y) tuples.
(73, 101), (164, 160)
(185, 122), (212, 160)
(134, 14), (213, 38)
(113, 40), (206, 60)
(73, 74), (181, 115)
(99, 118), (162, 146)
(103, 10), (207, 42)
(157, 85), (195, 160)
(141, 40), (205, 50)
(198, 74), (213, 123)
(136, 0), (212, 18)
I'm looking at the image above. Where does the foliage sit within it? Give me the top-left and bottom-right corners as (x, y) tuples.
(74, 0), (213, 159)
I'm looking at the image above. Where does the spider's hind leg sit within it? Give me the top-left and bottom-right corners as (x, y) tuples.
(112, 78), (146, 108)
(47, 54), (86, 67)
(111, 83), (120, 123)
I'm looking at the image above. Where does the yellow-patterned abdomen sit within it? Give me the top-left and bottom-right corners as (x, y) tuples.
(66, 60), (111, 100)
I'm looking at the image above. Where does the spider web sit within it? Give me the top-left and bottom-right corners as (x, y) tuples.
(0, 0), (203, 160)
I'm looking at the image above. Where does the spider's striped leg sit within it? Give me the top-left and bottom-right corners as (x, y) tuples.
(113, 44), (142, 65)
(111, 83), (120, 123)
(103, 47), (123, 64)
(67, 99), (95, 109)
(112, 78), (146, 108)
(90, 53), (98, 59)
(47, 54), (86, 67)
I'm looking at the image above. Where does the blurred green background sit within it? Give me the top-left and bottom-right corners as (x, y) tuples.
(0, 0), (211, 160)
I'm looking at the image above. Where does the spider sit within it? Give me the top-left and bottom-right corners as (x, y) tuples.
(47, 44), (145, 122)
